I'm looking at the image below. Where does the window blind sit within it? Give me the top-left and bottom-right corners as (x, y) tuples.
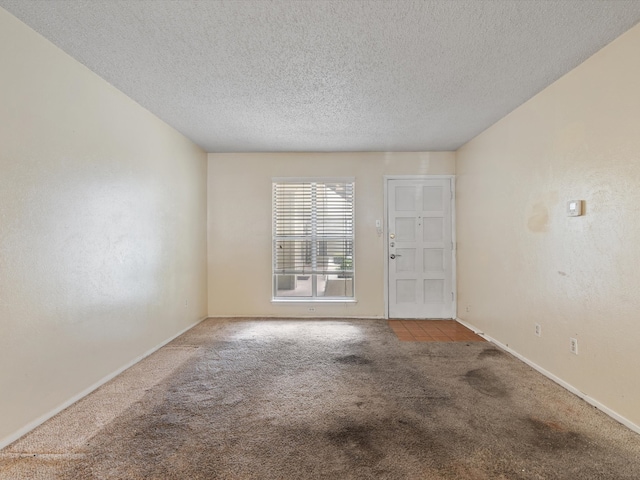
(273, 181), (354, 277)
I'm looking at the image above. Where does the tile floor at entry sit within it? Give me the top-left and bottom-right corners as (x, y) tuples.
(389, 320), (486, 342)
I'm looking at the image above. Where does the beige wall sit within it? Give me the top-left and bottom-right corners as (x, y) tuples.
(456, 24), (640, 427)
(0, 9), (208, 445)
(208, 152), (455, 317)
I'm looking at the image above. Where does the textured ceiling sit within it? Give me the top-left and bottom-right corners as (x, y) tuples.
(2, 1), (640, 152)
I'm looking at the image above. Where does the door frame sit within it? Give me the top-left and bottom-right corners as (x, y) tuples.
(383, 175), (457, 319)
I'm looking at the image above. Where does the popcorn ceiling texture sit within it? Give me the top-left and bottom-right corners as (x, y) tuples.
(1, 0), (640, 152)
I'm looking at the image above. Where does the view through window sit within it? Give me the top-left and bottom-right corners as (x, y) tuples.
(272, 179), (355, 299)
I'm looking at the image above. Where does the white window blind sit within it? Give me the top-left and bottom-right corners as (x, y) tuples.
(273, 180), (354, 299)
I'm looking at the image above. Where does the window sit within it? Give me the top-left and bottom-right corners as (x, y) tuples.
(273, 179), (355, 300)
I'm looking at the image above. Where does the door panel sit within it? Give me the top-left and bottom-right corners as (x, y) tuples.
(423, 218), (443, 242)
(396, 279), (417, 303)
(388, 178), (454, 319)
(395, 186), (417, 211)
(424, 279), (445, 303)
(396, 248), (416, 272)
(395, 217), (416, 241)
(424, 248), (444, 271)
(423, 185), (443, 211)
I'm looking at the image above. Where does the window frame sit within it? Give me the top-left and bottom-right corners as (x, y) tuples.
(272, 177), (356, 303)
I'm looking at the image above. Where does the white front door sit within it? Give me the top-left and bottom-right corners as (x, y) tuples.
(387, 178), (454, 319)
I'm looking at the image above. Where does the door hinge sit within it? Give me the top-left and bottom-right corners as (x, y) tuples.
(451, 292), (454, 301)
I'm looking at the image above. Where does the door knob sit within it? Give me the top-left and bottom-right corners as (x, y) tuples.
(390, 254), (395, 259)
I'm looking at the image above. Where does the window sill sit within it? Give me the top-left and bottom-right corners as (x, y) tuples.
(271, 298), (358, 304)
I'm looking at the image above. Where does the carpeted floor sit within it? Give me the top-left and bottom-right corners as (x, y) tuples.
(2, 318), (640, 479)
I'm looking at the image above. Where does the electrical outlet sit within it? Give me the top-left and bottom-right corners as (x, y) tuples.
(465, 306), (470, 313)
(570, 337), (578, 355)
(535, 323), (541, 337)
(308, 307), (315, 312)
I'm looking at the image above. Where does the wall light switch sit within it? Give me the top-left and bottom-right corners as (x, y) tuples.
(375, 219), (383, 236)
(567, 200), (583, 217)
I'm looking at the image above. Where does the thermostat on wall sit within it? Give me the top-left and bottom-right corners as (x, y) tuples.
(567, 200), (583, 217)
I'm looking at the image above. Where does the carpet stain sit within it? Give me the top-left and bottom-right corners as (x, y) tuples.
(477, 347), (505, 359)
(326, 423), (385, 464)
(266, 414), (458, 478)
(464, 367), (509, 397)
(334, 354), (372, 365)
(527, 416), (587, 451)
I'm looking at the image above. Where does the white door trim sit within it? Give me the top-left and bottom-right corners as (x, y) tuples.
(383, 175), (456, 319)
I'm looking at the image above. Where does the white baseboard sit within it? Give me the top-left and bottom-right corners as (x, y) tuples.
(455, 317), (640, 436)
(206, 315), (385, 319)
(0, 315), (208, 451)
